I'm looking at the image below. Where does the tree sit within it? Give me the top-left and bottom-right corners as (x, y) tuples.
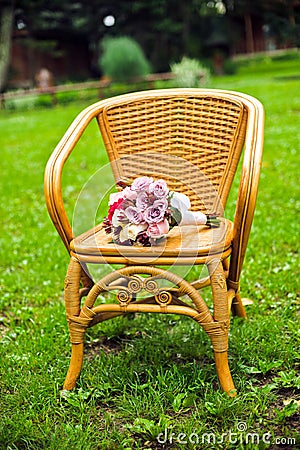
(0, 1), (15, 91)
(2, 0), (299, 88)
(263, 0), (300, 47)
(223, 0), (300, 53)
(13, 0), (221, 73)
(223, 0), (265, 53)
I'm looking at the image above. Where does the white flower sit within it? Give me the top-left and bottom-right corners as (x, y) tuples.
(112, 210), (125, 227)
(119, 223), (147, 242)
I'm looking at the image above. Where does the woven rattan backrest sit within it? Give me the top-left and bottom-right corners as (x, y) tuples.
(97, 90), (247, 213)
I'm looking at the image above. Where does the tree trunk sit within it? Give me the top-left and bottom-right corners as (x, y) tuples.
(0, 3), (14, 92)
(244, 12), (254, 53)
(181, 3), (191, 55)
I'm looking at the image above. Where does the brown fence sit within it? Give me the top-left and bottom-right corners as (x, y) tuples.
(1, 73), (175, 109)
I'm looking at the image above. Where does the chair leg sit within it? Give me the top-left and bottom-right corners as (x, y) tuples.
(214, 351), (236, 396)
(207, 259), (236, 395)
(63, 343), (84, 390)
(227, 278), (247, 318)
(62, 260), (238, 394)
(231, 292), (247, 318)
(63, 257), (87, 390)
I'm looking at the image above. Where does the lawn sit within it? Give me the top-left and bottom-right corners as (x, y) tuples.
(0, 57), (299, 449)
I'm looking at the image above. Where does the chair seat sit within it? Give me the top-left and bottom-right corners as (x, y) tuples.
(71, 218), (233, 265)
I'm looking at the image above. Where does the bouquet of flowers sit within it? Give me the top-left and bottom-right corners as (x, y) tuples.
(103, 176), (220, 246)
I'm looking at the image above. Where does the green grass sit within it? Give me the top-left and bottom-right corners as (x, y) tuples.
(0, 57), (300, 449)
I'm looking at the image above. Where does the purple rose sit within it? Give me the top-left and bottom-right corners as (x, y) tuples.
(153, 199), (168, 209)
(149, 179), (169, 198)
(124, 206), (144, 224)
(136, 191), (150, 211)
(144, 202), (166, 223)
(131, 176), (154, 192)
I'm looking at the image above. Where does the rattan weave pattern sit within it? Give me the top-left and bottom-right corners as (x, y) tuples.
(44, 88), (264, 395)
(100, 95), (244, 212)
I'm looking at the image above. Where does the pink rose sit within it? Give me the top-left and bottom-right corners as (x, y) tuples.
(122, 186), (137, 202)
(109, 187), (137, 207)
(108, 190), (127, 206)
(149, 179), (169, 198)
(124, 206), (144, 224)
(131, 176), (154, 192)
(147, 219), (169, 238)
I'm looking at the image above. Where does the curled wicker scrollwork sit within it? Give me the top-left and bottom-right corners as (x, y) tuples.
(155, 290), (172, 306)
(114, 274), (170, 305)
(116, 289), (132, 304)
(144, 278), (159, 294)
(127, 275), (144, 293)
(82, 266), (211, 320)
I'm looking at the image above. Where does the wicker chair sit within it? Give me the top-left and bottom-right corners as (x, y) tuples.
(45, 88), (264, 396)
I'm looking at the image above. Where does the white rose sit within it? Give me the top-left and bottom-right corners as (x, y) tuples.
(119, 223), (147, 242)
(112, 210), (124, 227)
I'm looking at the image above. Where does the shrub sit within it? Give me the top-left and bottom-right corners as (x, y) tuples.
(35, 94), (55, 108)
(5, 94), (37, 111)
(56, 91), (79, 104)
(223, 58), (239, 75)
(99, 36), (151, 82)
(170, 57), (210, 88)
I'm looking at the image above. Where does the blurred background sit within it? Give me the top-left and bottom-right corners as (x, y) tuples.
(1, 0), (300, 91)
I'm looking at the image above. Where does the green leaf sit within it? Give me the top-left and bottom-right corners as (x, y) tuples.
(170, 206), (182, 227)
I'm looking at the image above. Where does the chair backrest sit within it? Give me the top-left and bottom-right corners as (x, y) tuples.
(45, 88), (263, 283)
(97, 89), (247, 214)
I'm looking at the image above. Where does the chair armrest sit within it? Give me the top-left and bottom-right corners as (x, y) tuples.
(44, 101), (105, 252)
(229, 94), (264, 286)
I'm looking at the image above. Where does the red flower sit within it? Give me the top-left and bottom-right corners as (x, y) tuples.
(107, 198), (124, 222)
